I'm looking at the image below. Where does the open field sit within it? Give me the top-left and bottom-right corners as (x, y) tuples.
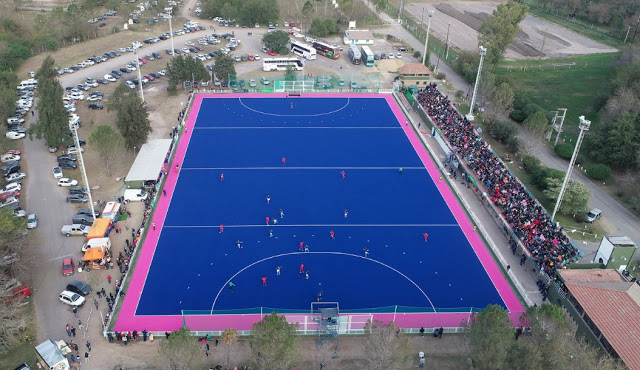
(402, 1), (617, 60)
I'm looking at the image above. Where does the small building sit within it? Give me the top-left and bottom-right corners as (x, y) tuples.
(397, 63), (432, 87)
(343, 30), (374, 45)
(125, 139), (173, 190)
(593, 236), (637, 272)
(549, 269), (640, 369)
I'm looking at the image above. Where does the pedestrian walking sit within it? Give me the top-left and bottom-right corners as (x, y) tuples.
(438, 327), (443, 338)
(78, 320), (83, 330)
(344, 209), (348, 218)
(280, 208), (284, 218)
(71, 326), (76, 337)
(299, 241), (304, 251)
(282, 157), (286, 165)
(299, 263), (304, 274)
(262, 276), (267, 286)
(266, 195), (271, 204)
(84, 352), (89, 362)
(163, 189), (167, 196)
(363, 247), (369, 257)
(269, 229), (273, 237)
(219, 224), (224, 233)
(341, 170), (345, 179)
(228, 281), (235, 292)
(272, 217), (278, 225)
(152, 221), (156, 230)
(123, 335), (128, 345)
(86, 341), (91, 352)
(101, 287), (106, 297)
(73, 307), (78, 318)
(424, 233), (428, 243)
(304, 244), (309, 253)
(236, 240), (243, 249)
(330, 230), (335, 239)
(107, 275), (112, 283)
(220, 173), (224, 182)
(66, 324), (71, 337)
(266, 216), (270, 225)
(175, 163), (180, 172)
(419, 327), (425, 337)
(97, 290), (102, 299)
(305, 270), (309, 280)
(276, 265), (281, 276)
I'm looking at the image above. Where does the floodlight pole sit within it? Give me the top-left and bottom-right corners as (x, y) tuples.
(169, 15), (175, 56)
(553, 108), (567, 146)
(133, 44), (145, 102)
(551, 116), (590, 221)
(466, 45), (486, 122)
(422, 10), (434, 66)
(72, 125), (96, 218)
(445, 23), (451, 59)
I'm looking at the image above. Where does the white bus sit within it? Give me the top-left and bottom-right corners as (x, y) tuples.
(17, 79), (38, 90)
(290, 40), (316, 60)
(262, 58), (304, 72)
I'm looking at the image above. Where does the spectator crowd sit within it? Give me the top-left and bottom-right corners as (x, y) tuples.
(414, 83), (580, 275)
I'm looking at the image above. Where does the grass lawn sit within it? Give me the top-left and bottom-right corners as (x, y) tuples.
(0, 303), (38, 370)
(495, 53), (617, 141)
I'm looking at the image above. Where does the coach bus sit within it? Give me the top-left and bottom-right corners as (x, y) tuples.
(348, 44), (361, 65)
(262, 57), (305, 72)
(312, 40), (340, 59)
(290, 40), (317, 60)
(360, 45), (374, 67)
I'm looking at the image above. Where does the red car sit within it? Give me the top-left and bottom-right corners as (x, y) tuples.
(3, 150), (21, 156)
(138, 58), (147, 64)
(62, 258), (75, 276)
(194, 46), (203, 51)
(0, 190), (19, 201)
(248, 54), (255, 61)
(267, 50), (276, 56)
(144, 74), (155, 81)
(290, 22), (296, 27)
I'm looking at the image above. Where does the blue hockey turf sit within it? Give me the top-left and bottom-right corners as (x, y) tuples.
(135, 97), (506, 316)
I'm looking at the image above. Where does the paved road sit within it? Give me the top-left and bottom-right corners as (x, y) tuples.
(364, 0), (640, 252)
(24, 107), (89, 343)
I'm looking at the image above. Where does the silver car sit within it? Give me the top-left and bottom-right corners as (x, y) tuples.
(27, 214), (37, 229)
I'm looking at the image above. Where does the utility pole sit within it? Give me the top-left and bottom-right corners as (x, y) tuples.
(466, 46), (486, 122)
(398, 0), (404, 23)
(551, 108), (567, 146)
(169, 15), (175, 56)
(133, 44), (145, 102)
(444, 23), (451, 60)
(624, 25), (633, 43)
(551, 116), (590, 221)
(72, 126), (95, 218)
(422, 10), (434, 66)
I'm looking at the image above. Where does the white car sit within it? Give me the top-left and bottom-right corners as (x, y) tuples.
(27, 214), (38, 229)
(52, 167), (63, 179)
(2, 182), (21, 193)
(388, 53), (395, 59)
(396, 53), (402, 59)
(67, 147), (84, 154)
(59, 290), (85, 306)
(126, 81), (136, 89)
(254, 55), (260, 61)
(5, 172), (26, 183)
(104, 74), (116, 82)
(61, 224), (90, 236)
(1, 154), (20, 163)
(6, 131), (25, 140)
(86, 81), (98, 88)
(58, 178), (78, 187)
(13, 209), (27, 217)
(86, 95), (102, 102)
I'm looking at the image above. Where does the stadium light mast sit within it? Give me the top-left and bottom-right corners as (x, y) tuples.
(551, 115), (590, 222)
(422, 10), (434, 66)
(132, 42), (145, 103)
(72, 125), (96, 218)
(466, 45), (486, 122)
(169, 15), (175, 58)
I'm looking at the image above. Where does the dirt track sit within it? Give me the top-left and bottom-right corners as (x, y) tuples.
(404, 1), (617, 60)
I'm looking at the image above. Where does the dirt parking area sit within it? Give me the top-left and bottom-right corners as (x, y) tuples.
(404, 1), (617, 60)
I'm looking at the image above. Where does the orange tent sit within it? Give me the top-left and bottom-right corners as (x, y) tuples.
(87, 218), (111, 240)
(83, 247), (104, 261)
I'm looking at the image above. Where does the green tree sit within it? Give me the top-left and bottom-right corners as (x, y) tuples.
(464, 304), (515, 369)
(590, 112), (640, 168)
(490, 120), (518, 144)
(523, 111), (549, 139)
(108, 82), (130, 112)
(478, 0), (528, 67)
(0, 71), (19, 122)
(262, 30), (290, 55)
(115, 94), (152, 150)
(302, 0), (315, 16)
(310, 18), (338, 37)
(166, 55), (210, 87)
(29, 56), (74, 149)
(249, 312), (299, 369)
(212, 54), (236, 84)
(89, 125), (124, 177)
(362, 320), (411, 370)
(285, 65), (297, 81)
(543, 178), (590, 216)
(485, 80), (515, 128)
(155, 327), (200, 370)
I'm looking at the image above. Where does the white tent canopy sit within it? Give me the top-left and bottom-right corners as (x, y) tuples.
(125, 139), (172, 185)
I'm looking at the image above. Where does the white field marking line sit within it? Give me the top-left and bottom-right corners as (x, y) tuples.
(164, 224), (460, 228)
(194, 127), (402, 129)
(182, 167), (425, 170)
(210, 251), (437, 313)
(42, 252), (78, 263)
(237, 97), (350, 117)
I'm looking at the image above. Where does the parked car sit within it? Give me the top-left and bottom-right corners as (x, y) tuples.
(67, 147), (84, 154)
(67, 194), (88, 203)
(0, 197), (19, 208)
(61, 224), (90, 236)
(72, 214), (94, 226)
(586, 208), (602, 223)
(58, 161), (78, 169)
(88, 103), (104, 110)
(5, 172), (26, 183)
(59, 290), (85, 306)
(2, 182), (21, 193)
(1, 154), (20, 163)
(27, 214), (37, 229)
(3, 150), (21, 156)
(69, 186), (88, 195)
(260, 77), (270, 85)
(77, 208), (101, 217)
(58, 178), (78, 187)
(62, 258), (75, 276)
(66, 280), (92, 296)
(57, 154), (76, 162)
(6, 131), (25, 140)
